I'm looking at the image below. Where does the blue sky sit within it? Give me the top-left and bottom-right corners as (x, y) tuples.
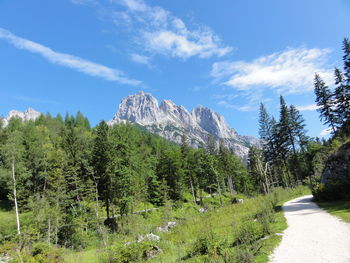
(1, 0), (349, 138)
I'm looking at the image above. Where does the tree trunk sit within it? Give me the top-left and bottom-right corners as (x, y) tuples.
(190, 178), (196, 206)
(48, 218), (51, 245)
(216, 173), (223, 207)
(106, 198), (110, 219)
(227, 176), (235, 194)
(12, 160), (21, 236)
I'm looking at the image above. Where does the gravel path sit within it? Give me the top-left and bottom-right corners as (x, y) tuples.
(269, 195), (350, 263)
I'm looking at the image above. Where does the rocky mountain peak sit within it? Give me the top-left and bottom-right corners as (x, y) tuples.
(192, 105), (237, 139)
(112, 91), (161, 125)
(110, 92), (260, 160)
(2, 108), (41, 127)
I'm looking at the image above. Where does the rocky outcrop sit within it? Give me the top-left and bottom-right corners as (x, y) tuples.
(109, 92), (260, 160)
(321, 141), (350, 184)
(2, 108), (41, 127)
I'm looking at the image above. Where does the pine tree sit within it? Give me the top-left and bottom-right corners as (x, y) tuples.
(343, 38), (350, 86)
(276, 96), (292, 157)
(181, 135), (197, 206)
(314, 73), (338, 133)
(92, 121), (112, 219)
(333, 68), (350, 125)
(289, 105), (308, 151)
(258, 103), (277, 163)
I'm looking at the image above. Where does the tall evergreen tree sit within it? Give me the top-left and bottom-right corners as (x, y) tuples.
(343, 38), (350, 86)
(314, 73), (338, 133)
(92, 121), (112, 219)
(333, 68), (350, 125)
(258, 103), (277, 163)
(289, 105), (308, 151)
(276, 96), (292, 157)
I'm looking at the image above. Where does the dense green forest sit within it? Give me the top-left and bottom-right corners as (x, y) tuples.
(0, 38), (349, 262)
(0, 111), (256, 261)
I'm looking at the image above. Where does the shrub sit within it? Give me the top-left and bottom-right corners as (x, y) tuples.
(233, 248), (255, 263)
(234, 220), (263, 246)
(255, 198), (275, 235)
(312, 180), (350, 201)
(186, 232), (228, 259)
(103, 240), (160, 263)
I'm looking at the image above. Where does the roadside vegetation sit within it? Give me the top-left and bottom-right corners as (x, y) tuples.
(317, 200), (350, 223)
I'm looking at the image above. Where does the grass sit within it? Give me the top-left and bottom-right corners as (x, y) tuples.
(317, 200), (350, 223)
(1, 188), (310, 263)
(149, 186), (310, 262)
(64, 249), (103, 263)
(0, 200), (17, 243)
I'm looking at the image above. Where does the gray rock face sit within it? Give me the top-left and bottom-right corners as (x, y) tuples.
(2, 108), (41, 127)
(109, 92), (259, 160)
(321, 141), (350, 184)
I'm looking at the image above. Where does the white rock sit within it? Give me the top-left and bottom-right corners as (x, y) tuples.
(156, 221), (177, 232)
(109, 92), (260, 160)
(138, 233), (160, 242)
(2, 108), (41, 127)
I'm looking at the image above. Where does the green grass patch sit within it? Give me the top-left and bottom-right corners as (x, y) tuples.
(44, 187), (311, 262)
(317, 200), (350, 223)
(64, 248), (103, 263)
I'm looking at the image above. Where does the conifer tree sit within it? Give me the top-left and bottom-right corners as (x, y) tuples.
(289, 105), (308, 151)
(276, 96), (292, 157)
(92, 121), (112, 219)
(314, 73), (338, 134)
(258, 103), (277, 162)
(343, 38), (350, 86)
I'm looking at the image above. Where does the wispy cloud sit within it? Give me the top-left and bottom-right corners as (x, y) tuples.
(130, 53), (151, 65)
(218, 100), (256, 112)
(215, 90), (271, 112)
(115, 0), (232, 59)
(0, 27), (141, 86)
(211, 47), (333, 94)
(320, 128), (332, 137)
(296, 104), (320, 111)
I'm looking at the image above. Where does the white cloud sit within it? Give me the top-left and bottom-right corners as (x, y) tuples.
(320, 128), (332, 137)
(211, 47), (333, 94)
(130, 53), (151, 65)
(296, 104), (320, 111)
(116, 0), (232, 59)
(0, 27), (141, 86)
(218, 100), (256, 112)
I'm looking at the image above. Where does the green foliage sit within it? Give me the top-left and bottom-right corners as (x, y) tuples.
(103, 240), (159, 263)
(0, 111), (255, 260)
(312, 180), (350, 201)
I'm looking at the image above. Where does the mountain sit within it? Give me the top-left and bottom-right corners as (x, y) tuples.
(1, 108), (41, 127)
(109, 92), (259, 160)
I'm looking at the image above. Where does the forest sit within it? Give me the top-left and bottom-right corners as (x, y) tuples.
(0, 38), (349, 262)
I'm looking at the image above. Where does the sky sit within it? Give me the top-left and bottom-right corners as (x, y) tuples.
(1, 0), (349, 138)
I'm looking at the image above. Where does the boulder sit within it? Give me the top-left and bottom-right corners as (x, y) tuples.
(156, 221), (177, 232)
(137, 233), (160, 243)
(321, 141), (350, 184)
(144, 246), (162, 259)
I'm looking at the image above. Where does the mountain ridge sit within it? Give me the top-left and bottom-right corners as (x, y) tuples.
(109, 91), (259, 160)
(1, 108), (41, 127)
